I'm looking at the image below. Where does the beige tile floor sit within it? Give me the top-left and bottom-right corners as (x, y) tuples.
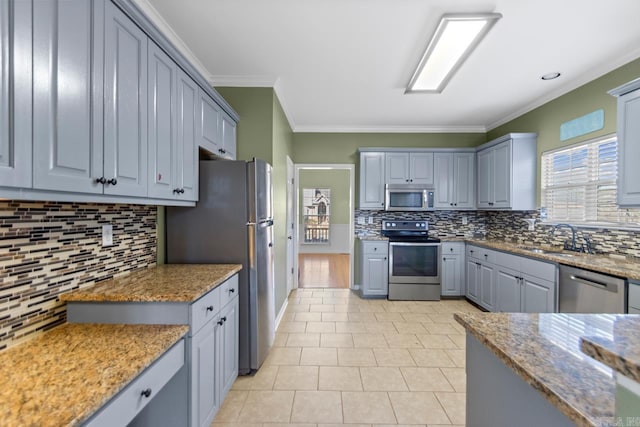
(213, 288), (481, 427)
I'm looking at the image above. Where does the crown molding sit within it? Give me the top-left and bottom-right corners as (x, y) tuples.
(487, 48), (640, 131)
(292, 125), (487, 134)
(131, 0), (215, 83)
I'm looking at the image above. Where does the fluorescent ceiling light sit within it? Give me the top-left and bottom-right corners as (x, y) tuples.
(406, 13), (502, 93)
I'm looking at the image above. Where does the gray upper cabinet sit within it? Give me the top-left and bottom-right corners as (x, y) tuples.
(0, 0), (31, 188)
(32, 0), (103, 194)
(358, 152), (386, 209)
(176, 69), (198, 201)
(198, 90), (222, 155)
(103, 1), (148, 197)
(476, 133), (537, 210)
(386, 152), (434, 185)
(434, 152), (475, 209)
(148, 41), (177, 199)
(610, 79), (640, 206)
(220, 112), (237, 160)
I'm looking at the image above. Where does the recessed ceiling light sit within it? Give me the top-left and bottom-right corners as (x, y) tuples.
(541, 72), (561, 80)
(406, 13), (502, 94)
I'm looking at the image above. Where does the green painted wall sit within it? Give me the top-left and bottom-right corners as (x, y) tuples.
(298, 169), (351, 224)
(271, 93), (294, 315)
(215, 87), (274, 163)
(292, 132), (485, 164)
(488, 57), (640, 202)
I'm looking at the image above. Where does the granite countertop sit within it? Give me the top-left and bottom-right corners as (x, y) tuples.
(454, 312), (624, 427)
(0, 323), (189, 427)
(356, 235), (388, 241)
(466, 238), (640, 281)
(61, 264), (242, 303)
(580, 316), (640, 383)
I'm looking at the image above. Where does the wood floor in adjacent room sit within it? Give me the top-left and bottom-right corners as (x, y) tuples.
(298, 253), (350, 289)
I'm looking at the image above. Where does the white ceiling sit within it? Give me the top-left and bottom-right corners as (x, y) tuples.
(137, 0), (640, 133)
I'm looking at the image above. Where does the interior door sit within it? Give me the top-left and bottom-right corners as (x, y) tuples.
(286, 156), (296, 292)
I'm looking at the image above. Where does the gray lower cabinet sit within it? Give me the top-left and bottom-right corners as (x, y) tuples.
(32, 0), (103, 194)
(67, 275), (240, 427)
(496, 267), (521, 312)
(441, 242), (464, 296)
(359, 240), (389, 297)
(520, 274), (555, 313)
(466, 245), (496, 310)
(466, 259), (480, 303)
(147, 42), (198, 201)
(479, 263), (496, 311)
(0, 0), (31, 188)
(610, 80), (640, 206)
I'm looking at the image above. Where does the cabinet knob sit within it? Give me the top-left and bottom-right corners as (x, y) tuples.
(443, 257), (446, 261)
(141, 388), (152, 398)
(206, 305), (214, 312)
(173, 188), (180, 194)
(450, 203), (454, 206)
(409, 179), (413, 183)
(373, 248), (377, 251)
(107, 178), (117, 186)
(384, 257), (387, 260)
(179, 188), (185, 194)
(95, 177), (107, 184)
(450, 248), (454, 252)
(229, 288), (235, 293)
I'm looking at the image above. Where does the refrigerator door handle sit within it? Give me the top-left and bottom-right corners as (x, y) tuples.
(258, 219), (274, 228)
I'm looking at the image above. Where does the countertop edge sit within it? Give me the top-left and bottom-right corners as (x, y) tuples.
(454, 313), (598, 427)
(580, 337), (640, 384)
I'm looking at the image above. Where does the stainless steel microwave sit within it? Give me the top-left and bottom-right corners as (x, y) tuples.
(384, 184), (435, 211)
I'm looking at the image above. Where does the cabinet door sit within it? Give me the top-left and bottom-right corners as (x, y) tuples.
(197, 91), (222, 155)
(386, 153), (410, 184)
(409, 152), (434, 185)
(359, 152), (385, 209)
(479, 263), (495, 311)
(103, 2), (148, 197)
(466, 260), (479, 302)
(492, 141), (512, 208)
(147, 42), (176, 199)
(33, 0), (102, 193)
(521, 274), (555, 313)
(617, 89), (640, 206)
(191, 323), (219, 427)
(0, 0), (31, 188)
(434, 153), (454, 208)
(477, 148), (493, 208)
(496, 268), (521, 312)
(454, 152), (475, 208)
(363, 255), (388, 296)
(176, 69), (199, 201)
(217, 298), (239, 399)
(220, 113), (237, 160)
(441, 254), (462, 296)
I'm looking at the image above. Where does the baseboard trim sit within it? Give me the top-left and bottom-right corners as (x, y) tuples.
(275, 298), (289, 332)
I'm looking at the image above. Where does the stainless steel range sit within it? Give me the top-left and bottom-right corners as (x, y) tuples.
(381, 220), (441, 301)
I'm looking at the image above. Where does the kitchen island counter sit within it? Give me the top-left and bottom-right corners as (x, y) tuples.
(455, 312), (623, 427)
(0, 323), (188, 427)
(61, 264), (242, 303)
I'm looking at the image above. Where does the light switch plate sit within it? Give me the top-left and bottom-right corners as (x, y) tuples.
(462, 216), (468, 225)
(368, 217), (374, 224)
(102, 224), (113, 247)
(357, 217), (365, 225)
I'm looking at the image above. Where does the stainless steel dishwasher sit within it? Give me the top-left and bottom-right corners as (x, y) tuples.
(559, 265), (626, 313)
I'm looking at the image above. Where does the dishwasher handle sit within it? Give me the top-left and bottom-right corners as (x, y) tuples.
(569, 274), (619, 293)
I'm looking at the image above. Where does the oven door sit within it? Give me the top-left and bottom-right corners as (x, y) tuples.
(388, 242), (441, 284)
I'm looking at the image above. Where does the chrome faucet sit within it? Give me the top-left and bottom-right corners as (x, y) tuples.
(551, 223), (578, 251)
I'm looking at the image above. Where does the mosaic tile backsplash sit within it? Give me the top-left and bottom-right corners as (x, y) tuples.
(355, 209), (640, 259)
(0, 201), (157, 350)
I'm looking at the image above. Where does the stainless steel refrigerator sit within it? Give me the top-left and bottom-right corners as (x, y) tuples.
(166, 159), (275, 374)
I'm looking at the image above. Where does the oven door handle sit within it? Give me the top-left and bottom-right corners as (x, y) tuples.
(389, 242), (441, 247)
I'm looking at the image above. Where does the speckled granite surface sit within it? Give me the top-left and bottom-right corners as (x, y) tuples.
(0, 323), (188, 427)
(61, 264), (242, 303)
(454, 312), (621, 427)
(580, 316), (640, 383)
(356, 235), (388, 241)
(466, 238), (640, 280)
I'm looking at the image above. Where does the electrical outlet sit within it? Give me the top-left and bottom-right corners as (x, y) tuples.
(462, 216), (468, 225)
(368, 217), (374, 224)
(102, 224), (113, 247)
(357, 216), (365, 225)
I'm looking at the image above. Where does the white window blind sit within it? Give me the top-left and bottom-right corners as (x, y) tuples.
(541, 135), (640, 226)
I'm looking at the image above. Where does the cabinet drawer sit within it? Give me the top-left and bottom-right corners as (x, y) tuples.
(87, 339), (185, 427)
(467, 245), (495, 263)
(442, 242), (463, 255)
(495, 251), (521, 272)
(220, 275), (239, 307)
(363, 241), (388, 255)
(520, 257), (556, 282)
(629, 282), (640, 309)
(191, 287), (221, 335)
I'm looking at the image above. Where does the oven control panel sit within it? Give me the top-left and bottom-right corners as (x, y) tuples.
(382, 220), (428, 231)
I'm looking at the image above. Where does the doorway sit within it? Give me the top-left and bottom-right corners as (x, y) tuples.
(293, 164), (355, 290)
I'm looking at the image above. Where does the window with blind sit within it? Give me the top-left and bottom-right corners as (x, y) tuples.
(541, 134), (640, 226)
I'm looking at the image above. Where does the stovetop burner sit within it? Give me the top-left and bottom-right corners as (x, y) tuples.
(381, 220), (441, 243)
